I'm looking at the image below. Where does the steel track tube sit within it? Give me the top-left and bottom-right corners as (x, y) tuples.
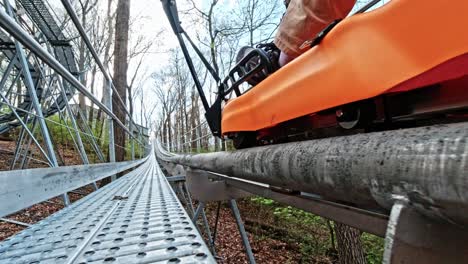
(157, 122), (468, 226)
(229, 199), (256, 264)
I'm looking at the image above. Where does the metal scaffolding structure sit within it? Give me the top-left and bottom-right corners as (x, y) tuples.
(2, 0), (148, 151)
(0, 0), (147, 171)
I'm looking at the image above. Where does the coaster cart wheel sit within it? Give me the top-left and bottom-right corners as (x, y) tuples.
(230, 131), (258, 149)
(336, 101), (376, 130)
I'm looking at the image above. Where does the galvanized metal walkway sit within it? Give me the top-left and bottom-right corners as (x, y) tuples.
(0, 152), (214, 264)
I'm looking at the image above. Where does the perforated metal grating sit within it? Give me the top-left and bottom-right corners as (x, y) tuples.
(0, 153), (215, 263)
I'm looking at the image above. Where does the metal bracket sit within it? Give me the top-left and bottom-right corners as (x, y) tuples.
(186, 168), (252, 203)
(383, 197), (468, 263)
(166, 175), (186, 182)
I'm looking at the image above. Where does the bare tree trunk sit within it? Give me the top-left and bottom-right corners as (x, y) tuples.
(326, 220), (337, 251)
(202, 124), (209, 150)
(190, 89), (198, 151)
(335, 222), (367, 264)
(104, 0), (115, 67)
(15, 78), (21, 107)
(179, 104), (186, 152)
(183, 96), (190, 152)
(88, 65), (97, 125)
(112, 0), (130, 162)
(78, 0), (90, 119)
(214, 137), (220, 151)
(99, 0), (115, 125)
(173, 113), (179, 152)
(127, 83), (134, 149)
(167, 115), (172, 151)
(221, 139), (226, 151)
(99, 120), (106, 148)
(140, 94), (145, 128)
(78, 43), (87, 119)
(195, 105), (202, 151)
(162, 118), (167, 147)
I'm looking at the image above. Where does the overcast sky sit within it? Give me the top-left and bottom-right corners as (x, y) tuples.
(129, 0), (200, 126)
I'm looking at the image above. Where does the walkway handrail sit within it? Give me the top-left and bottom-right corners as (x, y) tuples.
(0, 157), (148, 218)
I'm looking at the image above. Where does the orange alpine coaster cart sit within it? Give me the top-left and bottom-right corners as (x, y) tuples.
(163, 0), (468, 149)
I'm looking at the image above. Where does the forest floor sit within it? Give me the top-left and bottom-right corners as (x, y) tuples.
(195, 197), (384, 263)
(0, 139), (383, 263)
(199, 199), (336, 264)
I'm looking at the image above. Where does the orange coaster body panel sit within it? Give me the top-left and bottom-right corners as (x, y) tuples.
(221, 0), (468, 134)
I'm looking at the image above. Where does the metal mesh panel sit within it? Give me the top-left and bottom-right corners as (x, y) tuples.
(0, 155), (214, 263)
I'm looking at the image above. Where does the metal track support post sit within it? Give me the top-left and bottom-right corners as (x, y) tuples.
(192, 202), (204, 223)
(191, 201), (217, 255)
(139, 131), (143, 158)
(183, 182), (196, 216)
(0, 217), (31, 227)
(229, 199), (256, 264)
(200, 207), (217, 255)
(176, 183), (194, 216)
